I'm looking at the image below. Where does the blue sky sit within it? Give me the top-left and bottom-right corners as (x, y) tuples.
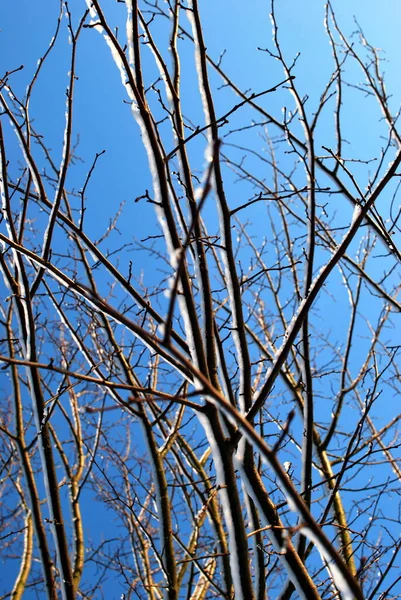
(1, 1), (401, 598)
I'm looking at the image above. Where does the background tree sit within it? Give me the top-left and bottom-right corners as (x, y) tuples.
(0, 1), (400, 599)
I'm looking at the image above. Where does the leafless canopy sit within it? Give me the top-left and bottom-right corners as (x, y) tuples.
(0, 1), (400, 599)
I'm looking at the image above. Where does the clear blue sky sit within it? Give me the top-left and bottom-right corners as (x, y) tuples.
(1, 1), (400, 597)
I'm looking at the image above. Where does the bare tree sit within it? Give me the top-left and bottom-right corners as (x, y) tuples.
(0, 1), (400, 599)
